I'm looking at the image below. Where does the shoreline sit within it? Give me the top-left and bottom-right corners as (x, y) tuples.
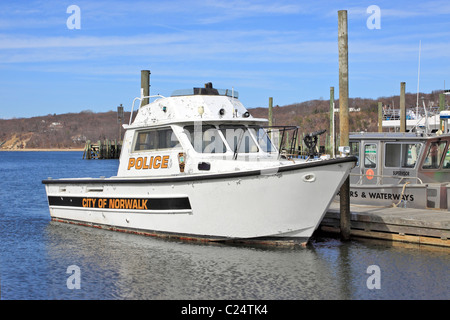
(0, 148), (84, 152)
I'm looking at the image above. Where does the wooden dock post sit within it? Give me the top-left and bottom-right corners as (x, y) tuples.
(329, 87), (335, 156)
(268, 97), (273, 126)
(378, 102), (383, 132)
(83, 139), (121, 160)
(338, 10), (351, 241)
(141, 70), (150, 106)
(400, 82), (406, 132)
(83, 140), (91, 159)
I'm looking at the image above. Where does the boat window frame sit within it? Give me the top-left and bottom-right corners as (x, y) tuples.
(182, 124), (229, 154)
(132, 126), (182, 153)
(422, 140), (448, 170)
(384, 142), (422, 169)
(248, 125), (279, 154)
(363, 143), (377, 169)
(219, 124), (260, 155)
(181, 124), (277, 156)
(349, 141), (360, 166)
(443, 146), (450, 169)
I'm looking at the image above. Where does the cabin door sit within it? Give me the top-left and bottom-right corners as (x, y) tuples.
(361, 142), (378, 185)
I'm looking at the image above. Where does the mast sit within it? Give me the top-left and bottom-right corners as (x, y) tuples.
(416, 40), (421, 119)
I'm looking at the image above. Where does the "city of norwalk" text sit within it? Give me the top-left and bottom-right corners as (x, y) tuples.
(82, 198), (148, 210)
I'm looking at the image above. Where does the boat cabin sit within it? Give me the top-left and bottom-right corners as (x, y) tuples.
(117, 83), (298, 177)
(346, 132), (450, 209)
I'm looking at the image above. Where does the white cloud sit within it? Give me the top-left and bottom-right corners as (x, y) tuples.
(197, 0), (303, 24)
(0, 29), (336, 64)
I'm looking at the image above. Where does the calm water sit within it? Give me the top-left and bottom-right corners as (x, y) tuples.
(0, 151), (448, 301)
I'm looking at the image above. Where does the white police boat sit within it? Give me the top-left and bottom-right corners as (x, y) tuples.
(43, 83), (356, 246)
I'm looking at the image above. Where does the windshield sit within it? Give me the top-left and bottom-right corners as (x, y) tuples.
(219, 125), (259, 154)
(183, 125), (227, 153)
(182, 124), (278, 155)
(249, 126), (278, 153)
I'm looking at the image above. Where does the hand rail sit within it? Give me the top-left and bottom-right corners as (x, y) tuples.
(128, 95), (165, 125)
(350, 172), (424, 185)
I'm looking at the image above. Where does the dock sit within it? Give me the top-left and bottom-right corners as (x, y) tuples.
(83, 139), (121, 159)
(320, 202), (450, 247)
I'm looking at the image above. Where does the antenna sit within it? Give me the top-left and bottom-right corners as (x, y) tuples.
(416, 40), (421, 118)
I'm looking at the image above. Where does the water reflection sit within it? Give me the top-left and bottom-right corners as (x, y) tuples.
(42, 222), (449, 300)
(44, 222), (347, 300)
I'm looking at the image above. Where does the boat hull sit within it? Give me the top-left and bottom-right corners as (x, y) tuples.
(335, 183), (448, 210)
(43, 158), (355, 246)
(336, 184), (428, 209)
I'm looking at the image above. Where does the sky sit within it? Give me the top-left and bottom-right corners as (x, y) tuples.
(0, 0), (449, 119)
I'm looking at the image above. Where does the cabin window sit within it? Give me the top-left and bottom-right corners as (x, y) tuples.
(249, 126), (277, 153)
(443, 149), (450, 169)
(183, 125), (227, 153)
(349, 141), (360, 166)
(219, 125), (259, 153)
(364, 144), (377, 168)
(134, 128), (180, 151)
(422, 141), (447, 169)
(385, 143), (421, 168)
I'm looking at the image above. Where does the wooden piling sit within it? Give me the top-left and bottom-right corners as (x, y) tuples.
(378, 102), (383, 132)
(440, 93), (446, 132)
(83, 140), (91, 159)
(400, 82), (406, 132)
(268, 97), (273, 126)
(338, 10), (351, 241)
(329, 87), (335, 156)
(83, 139), (121, 159)
(141, 70), (150, 106)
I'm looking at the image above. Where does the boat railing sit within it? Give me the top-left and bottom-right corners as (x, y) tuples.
(351, 173), (424, 186)
(128, 95), (166, 125)
(262, 125), (299, 160)
(383, 106), (445, 121)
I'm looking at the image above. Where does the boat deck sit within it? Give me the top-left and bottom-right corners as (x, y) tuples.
(320, 202), (450, 247)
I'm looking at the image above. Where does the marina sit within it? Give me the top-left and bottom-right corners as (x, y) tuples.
(1, 5), (449, 303)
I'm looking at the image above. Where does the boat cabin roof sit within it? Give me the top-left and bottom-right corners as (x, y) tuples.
(125, 83), (266, 130)
(349, 131), (444, 142)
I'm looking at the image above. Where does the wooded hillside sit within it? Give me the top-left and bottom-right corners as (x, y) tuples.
(0, 110), (130, 150)
(0, 90), (446, 150)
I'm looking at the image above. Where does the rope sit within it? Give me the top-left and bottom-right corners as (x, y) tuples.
(392, 181), (411, 208)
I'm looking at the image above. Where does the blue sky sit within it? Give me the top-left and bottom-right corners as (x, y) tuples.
(0, 0), (449, 119)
